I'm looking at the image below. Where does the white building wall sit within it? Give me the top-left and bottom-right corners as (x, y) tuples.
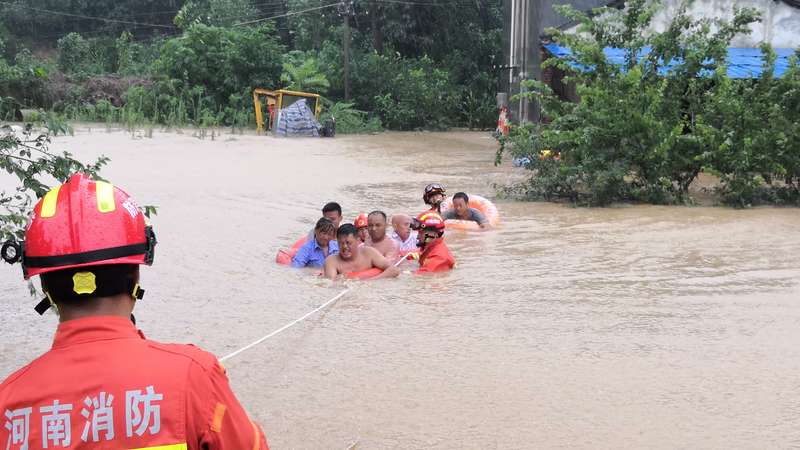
(563, 0), (800, 48)
(649, 0), (800, 48)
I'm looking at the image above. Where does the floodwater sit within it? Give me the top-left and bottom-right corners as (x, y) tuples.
(1, 128), (799, 449)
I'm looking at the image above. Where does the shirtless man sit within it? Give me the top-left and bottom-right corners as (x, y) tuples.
(324, 224), (400, 280)
(366, 210), (399, 259)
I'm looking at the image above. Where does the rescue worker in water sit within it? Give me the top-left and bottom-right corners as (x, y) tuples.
(0, 173), (269, 450)
(412, 211), (456, 274)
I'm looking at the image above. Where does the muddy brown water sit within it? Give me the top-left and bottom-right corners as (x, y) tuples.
(1, 128), (799, 449)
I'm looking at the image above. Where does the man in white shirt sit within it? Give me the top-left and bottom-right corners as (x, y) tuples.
(391, 213), (418, 253)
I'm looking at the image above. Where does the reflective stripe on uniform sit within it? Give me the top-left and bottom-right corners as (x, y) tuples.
(211, 402), (226, 432)
(130, 444), (187, 450)
(251, 421), (260, 450)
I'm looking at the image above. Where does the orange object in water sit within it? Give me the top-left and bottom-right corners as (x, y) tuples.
(275, 236), (308, 265)
(345, 267), (384, 280)
(415, 238), (455, 273)
(440, 194), (500, 231)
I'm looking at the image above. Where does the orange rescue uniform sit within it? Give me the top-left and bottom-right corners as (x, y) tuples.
(416, 238), (456, 274)
(0, 316), (268, 450)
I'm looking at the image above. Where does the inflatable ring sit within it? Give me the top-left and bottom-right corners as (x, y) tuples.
(345, 267), (384, 280)
(276, 236), (308, 265)
(440, 194), (500, 231)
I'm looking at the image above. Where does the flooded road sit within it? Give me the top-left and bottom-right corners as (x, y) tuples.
(1, 128), (799, 449)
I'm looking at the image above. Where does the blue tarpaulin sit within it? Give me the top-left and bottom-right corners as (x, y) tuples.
(543, 43), (797, 79)
(275, 98), (321, 137)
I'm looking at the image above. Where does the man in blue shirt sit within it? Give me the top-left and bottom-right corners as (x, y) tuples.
(293, 217), (339, 268)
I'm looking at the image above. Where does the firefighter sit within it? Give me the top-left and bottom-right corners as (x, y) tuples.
(0, 173), (269, 449)
(413, 211), (456, 274)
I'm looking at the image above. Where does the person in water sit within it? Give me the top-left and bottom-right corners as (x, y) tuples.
(324, 224), (400, 280)
(354, 212), (370, 243)
(308, 201), (343, 240)
(366, 210), (399, 259)
(391, 213), (418, 253)
(421, 183), (446, 215)
(322, 201), (343, 228)
(443, 192), (490, 229)
(292, 217), (339, 268)
(413, 211), (456, 274)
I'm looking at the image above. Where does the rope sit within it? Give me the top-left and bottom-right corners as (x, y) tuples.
(219, 255), (408, 362)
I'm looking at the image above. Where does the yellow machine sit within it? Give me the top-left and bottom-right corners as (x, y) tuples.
(252, 88), (322, 133)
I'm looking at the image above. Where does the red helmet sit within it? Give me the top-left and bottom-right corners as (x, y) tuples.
(422, 183), (446, 205)
(17, 173), (156, 280)
(354, 212), (368, 229)
(418, 211), (445, 232)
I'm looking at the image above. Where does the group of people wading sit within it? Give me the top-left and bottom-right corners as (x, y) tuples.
(292, 183), (490, 278)
(0, 175), (489, 448)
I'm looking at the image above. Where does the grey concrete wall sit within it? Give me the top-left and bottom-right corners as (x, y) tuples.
(650, 0), (800, 48)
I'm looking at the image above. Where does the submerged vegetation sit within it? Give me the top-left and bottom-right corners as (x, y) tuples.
(497, 0), (800, 207)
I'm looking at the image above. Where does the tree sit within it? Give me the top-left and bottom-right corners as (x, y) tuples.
(1, 124), (109, 242)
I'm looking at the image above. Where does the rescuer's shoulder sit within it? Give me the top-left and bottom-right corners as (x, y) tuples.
(146, 340), (225, 375)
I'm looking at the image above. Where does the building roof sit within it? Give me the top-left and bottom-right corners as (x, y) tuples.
(543, 43), (796, 79)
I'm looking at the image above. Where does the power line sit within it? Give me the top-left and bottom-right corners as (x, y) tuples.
(0, 1), (175, 29)
(234, 2), (344, 26)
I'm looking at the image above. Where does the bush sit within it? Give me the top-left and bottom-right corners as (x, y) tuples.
(280, 51), (330, 94)
(58, 33), (110, 76)
(0, 49), (51, 108)
(352, 52), (458, 130)
(156, 24), (284, 108)
(497, 0), (800, 207)
(320, 101), (382, 134)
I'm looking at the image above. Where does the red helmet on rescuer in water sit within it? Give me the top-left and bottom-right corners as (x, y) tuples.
(354, 212), (368, 229)
(418, 211), (445, 232)
(15, 172), (156, 279)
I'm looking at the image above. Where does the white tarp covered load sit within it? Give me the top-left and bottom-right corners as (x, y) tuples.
(274, 98), (321, 137)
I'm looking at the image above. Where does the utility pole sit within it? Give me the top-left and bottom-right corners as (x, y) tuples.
(341, 0), (353, 101)
(503, 0), (541, 124)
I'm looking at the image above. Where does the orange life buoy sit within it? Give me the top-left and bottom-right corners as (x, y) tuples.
(345, 267), (384, 280)
(276, 235), (309, 265)
(440, 194), (500, 231)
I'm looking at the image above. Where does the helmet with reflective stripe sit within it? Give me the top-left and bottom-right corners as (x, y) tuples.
(354, 212), (368, 229)
(21, 173), (156, 279)
(422, 183), (446, 205)
(418, 211), (445, 232)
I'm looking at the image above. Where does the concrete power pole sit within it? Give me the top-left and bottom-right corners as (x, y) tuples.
(503, 0), (541, 123)
(341, 0), (353, 101)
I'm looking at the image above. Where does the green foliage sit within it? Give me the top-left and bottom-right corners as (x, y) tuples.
(320, 102), (382, 134)
(174, 0), (258, 28)
(353, 53), (458, 130)
(56, 33), (109, 76)
(0, 49), (50, 108)
(156, 24), (284, 108)
(0, 0), (503, 131)
(280, 51), (330, 94)
(498, 0), (800, 207)
(1, 124), (109, 241)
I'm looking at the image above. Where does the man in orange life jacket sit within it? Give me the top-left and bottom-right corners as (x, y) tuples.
(0, 173), (269, 450)
(411, 211), (455, 274)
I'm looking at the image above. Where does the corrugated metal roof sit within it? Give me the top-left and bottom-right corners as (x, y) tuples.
(544, 43), (796, 78)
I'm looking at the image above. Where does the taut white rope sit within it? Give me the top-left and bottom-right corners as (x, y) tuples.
(219, 255), (409, 362)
